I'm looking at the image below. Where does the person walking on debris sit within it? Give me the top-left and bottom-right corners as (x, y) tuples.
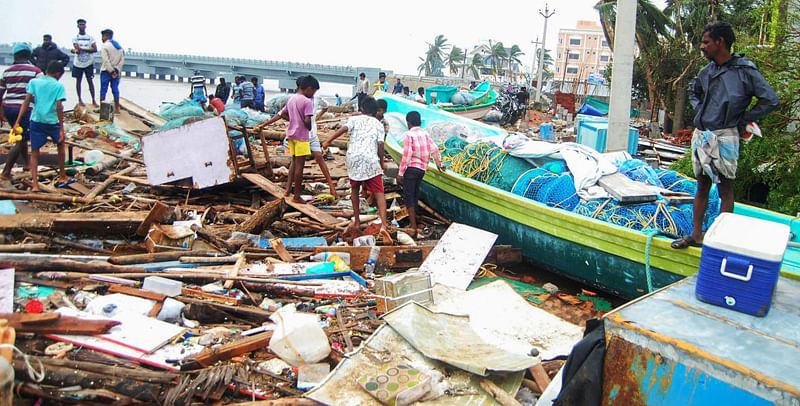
(12, 61), (69, 192)
(259, 76), (337, 197)
(239, 76), (256, 110)
(232, 76), (242, 107)
(0, 43), (43, 182)
(672, 21), (778, 249)
(189, 73), (208, 108)
(71, 18), (97, 107)
(397, 111), (445, 237)
(31, 34), (69, 73)
(99, 29), (124, 115)
(323, 96), (392, 243)
(281, 75), (319, 203)
(356, 72), (370, 109)
(214, 77), (231, 105)
(252, 77), (265, 112)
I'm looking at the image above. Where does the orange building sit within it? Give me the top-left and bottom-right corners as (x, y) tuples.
(555, 20), (612, 84)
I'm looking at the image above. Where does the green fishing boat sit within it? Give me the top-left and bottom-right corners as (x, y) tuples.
(377, 92), (800, 299)
(425, 82), (498, 120)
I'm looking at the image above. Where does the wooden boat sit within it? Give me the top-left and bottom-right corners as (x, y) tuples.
(377, 92), (800, 299)
(425, 82), (498, 120)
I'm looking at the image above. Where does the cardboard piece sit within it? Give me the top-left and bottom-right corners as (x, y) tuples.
(418, 223), (497, 290)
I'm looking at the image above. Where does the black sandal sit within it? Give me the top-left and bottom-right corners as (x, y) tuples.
(671, 235), (702, 249)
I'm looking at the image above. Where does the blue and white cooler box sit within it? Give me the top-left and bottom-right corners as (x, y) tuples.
(696, 212), (790, 316)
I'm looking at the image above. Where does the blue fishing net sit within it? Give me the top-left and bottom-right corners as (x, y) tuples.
(265, 94), (291, 114)
(574, 198), (693, 236)
(441, 137), (534, 192)
(158, 100), (205, 120)
(618, 159), (664, 188)
(657, 169), (720, 231)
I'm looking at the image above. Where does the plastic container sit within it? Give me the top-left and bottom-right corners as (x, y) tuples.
(696, 213), (789, 316)
(142, 276), (183, 297)
(364, 246), (380, 277)
(424, 86), (458, 104)
(269, 309), (331, 366)
(576, 121), (639, 156)
(306, 261), (335, 274)
(353, 235), (375, 247)
(539, 123), (554, 141)
(84, 149), (105, 165)
(311, 252), (351, 264)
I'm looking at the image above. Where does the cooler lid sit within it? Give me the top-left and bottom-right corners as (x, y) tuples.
(704, 212), (790, 262)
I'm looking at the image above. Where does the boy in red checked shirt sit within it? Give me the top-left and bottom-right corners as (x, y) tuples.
(397, 111), (445, 237)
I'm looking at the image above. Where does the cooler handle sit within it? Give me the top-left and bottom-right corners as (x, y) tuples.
(719, 257), (753, 282)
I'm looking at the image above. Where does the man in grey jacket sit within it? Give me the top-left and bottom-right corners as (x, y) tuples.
(672, 21), (778, 249)
(31, 35), (70, 72)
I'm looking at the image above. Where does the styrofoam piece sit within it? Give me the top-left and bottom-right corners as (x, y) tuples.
(142, 276), (183, 297)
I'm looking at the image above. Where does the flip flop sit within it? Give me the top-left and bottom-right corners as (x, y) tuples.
(56, 179), (78, 188)
(671, 235), (702, 249)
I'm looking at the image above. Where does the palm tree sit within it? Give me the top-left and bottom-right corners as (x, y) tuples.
(445, 46), (465, 76)
(418, 34), (450, 77)
(507, 44), (525, 82)
(487, 40), (507, 79)
(466, 53), (485, 80)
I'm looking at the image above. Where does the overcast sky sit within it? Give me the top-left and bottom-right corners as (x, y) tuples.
(1, 0), (663, 75)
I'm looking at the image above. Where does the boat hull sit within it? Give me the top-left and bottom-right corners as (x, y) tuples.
(444, 105), (493, 120)
(417, 180), (683, 299)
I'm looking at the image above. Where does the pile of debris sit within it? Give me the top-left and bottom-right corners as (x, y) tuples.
(0, 97), (612, 405)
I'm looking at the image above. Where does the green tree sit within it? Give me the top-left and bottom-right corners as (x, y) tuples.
(418, 35), (450, 77)
(506, 44), (525, 82)
(445, 46), (465, 76)
(466, 53), (485, 80)
(487, 40), (507, 79)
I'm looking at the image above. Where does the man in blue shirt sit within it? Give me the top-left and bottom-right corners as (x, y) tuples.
(252, 77), (265, 112)
(672, 22), (778, 249)
(392, 78), (403, 94)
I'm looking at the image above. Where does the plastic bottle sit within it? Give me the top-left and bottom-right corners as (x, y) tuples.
(310, 252), (351, 265)
(364, 246), (380, 278)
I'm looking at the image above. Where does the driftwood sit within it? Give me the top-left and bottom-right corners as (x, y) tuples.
(107, 250), (216, 265)
(235, 198), (284, 234)
(182, 331), (273, 370)
(191, 224), (235, 254)
(0, 258), (145, 274)
(0, 312), (120, 335)
(85, 165), (136, 200)
(0, 191), (91, 205)
(0, 243), (47, 252)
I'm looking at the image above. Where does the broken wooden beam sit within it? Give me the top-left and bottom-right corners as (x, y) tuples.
(107, 250), (216, 265)
(312, 245), (435, 271)
(191, 224), (235, 254)
(242, 173), (339, 225)
(0, 211), (147, 234)
(0, 191), (91, 205)
(136, 201), (172, 236)
(0, 243), (47, 253)
(85, 165), (136, 200)
(0, 313), (119, 335)
(236, 198), (284, 234)
(182, 331), (273, 370)
(0, 258), (145, 274)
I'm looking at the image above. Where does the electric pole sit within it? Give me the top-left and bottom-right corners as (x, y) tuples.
(530, 37), (542, 87)
(607, 0), (637, 152)
(535, 3), (555, 103)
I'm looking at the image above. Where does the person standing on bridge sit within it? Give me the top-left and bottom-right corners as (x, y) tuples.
(32, 35), (69, 73)
(71, 19), (97, 107)
(99, 29), (124, 115)
(215, 78), (230, 104)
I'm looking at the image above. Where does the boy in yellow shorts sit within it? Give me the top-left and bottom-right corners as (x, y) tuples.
(279, 75), (319, 203)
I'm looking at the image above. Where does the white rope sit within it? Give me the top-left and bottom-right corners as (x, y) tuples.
(0, 344), (45, 382)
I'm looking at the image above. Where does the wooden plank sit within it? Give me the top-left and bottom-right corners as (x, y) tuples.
(181, 287), (242, 306)
(136, 201), (172, 236)
(0, 313), (119, 335)
(108, 285), (167, 302)
(598, 172), (657, 204)
(312, 245), (435, 271)
(0, 212), (148, 234)
(269, 238), (295, 263)
(183, 331), (273, 369)
(242, 173), (339, 225)
(119, 97), (167, 126)
(528, 364), (552, 393)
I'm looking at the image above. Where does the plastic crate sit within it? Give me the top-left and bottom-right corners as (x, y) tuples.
(696, 213), (789, 316)
(425, 86), (458, 104)
(576, 121), (639, 156)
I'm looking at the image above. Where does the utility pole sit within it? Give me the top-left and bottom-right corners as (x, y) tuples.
(607, 0), (637, 152)
(530, 37), (542, 87)
(535, 3), (555, 102)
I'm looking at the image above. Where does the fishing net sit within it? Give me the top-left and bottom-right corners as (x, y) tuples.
(427, 122), (481, 145)
(440, 139), (534, 192)
(574, 198), (693, 237)
(450, 91), (476, 106)
(657, 169), (721, 231)
(265, 94), (291, 114)
(511, 169), (579, 211)
(222, 108), (272, 127)
(158, 100), (205, 120)
(618, 159), (663, 187)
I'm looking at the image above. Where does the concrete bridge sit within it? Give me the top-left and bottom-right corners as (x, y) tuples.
(0, 44), (390, 92)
